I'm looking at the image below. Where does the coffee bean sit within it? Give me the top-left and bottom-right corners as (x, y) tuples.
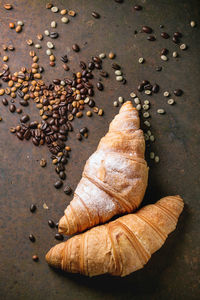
(24, 129), (31, 140)
(161, 32), (170, 39)
(161, 48), (168, 55)
(112, 63), (121, 70)
(54, 180), (63, 189)
(9, 104), (16, 113)
(99, 71), (108, 77)
(30, 204), (36, 213)
(79, 127), (88, 135)
(50, 32), (59, 39)
(92, 56), (102, 64)
(88, 99), (95, 107)
(59, 171), (66, 180)
(88, 62), (95, 70)
(32, 137), (39, 146)
(61, 55), (68, 63)
(156, 66), (162, 72)
(48, 220), (55, 228)
(20, 114), (30, 123)
(76, 133), (82, 140)
(147, 35), (156, 41)
(53, 79), (61, 85)
(16, 132), (24, 140)
(97, 82), (103, 91)
(20, 100), (29, 107)
(142, 26), (152, 34)
(134, 5), (142, 10)
(137, 84), (144, 92)
(32, 255), (39, 262)
(64, 185), (72, 195)
(115, 0), (123, 3)
(92, 11), (100, 18)
(172, 36), (179, 44)
(80, 61), (86, 69)
(152, 84), (160, 93)
(55, 223), (59, 229)
(174, 32), (182, 38)
(29, 234), (35, 242)
(55, 233), (64, 241)
(2, 98), (8, 106)
(72, 44), (80, 52)
(174, 89), (183, 96)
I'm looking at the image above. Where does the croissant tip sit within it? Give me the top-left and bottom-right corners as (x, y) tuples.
(46, 243), (64, 269)
(58, 215), (68, 235)
(119, 101), (136, 113)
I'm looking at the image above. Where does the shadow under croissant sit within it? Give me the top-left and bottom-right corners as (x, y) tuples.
(47, 206), (188, 297)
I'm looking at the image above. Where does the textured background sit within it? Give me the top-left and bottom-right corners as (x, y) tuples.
(0, 0), (200, 299)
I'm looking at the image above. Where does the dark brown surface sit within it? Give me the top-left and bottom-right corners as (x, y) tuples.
(0, 0), (200, 299)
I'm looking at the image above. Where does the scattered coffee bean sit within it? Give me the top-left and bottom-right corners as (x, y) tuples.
(50, 32), (59, 39)
(180, 43), (187, 50)
(152, 84), (159, 93)
(40, 158), (47, 167)
(30, 204), (37, 213)
(174, 89), (183, 96)
(134, 5), (142, 11)
(4, 3), (13, 10)
(174, 32), (182, 38)
(2, 98), (8, 106)
(109, 52), (115, 59)
(55, 233), (64, 241)
(72, 44), (80, 52)
(156, 66), (162, 71)
(61, 17), (69, 23)
(9, 22), (15, 29)
(51, 6), (59, 13)
(29, 234), (35, 242)
(97, 82), (103, 90)
(16, 25), (22, 33)
(48, 220), (55, 228)
(161, 32), (170, 39)
(54, 180), (63, 189)
(147, 35), (156, 41)
(20, 114), (30, 123)
(92, 11), (100, 18)
(161, 48), (168, 55)
(99, 71), (108, 77)
(9, 104), (16, 113)
(142, 26), (152, 34)
(79, 127), (88, 135)
(32, 255), (39, 262)
(190, 21), (196, 28)
(64, 185), (72, 195)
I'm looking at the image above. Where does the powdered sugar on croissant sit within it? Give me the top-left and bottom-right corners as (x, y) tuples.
(59, 101), (149, 235)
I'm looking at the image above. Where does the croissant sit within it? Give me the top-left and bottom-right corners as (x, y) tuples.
(59, 101), (149, 235)
(46, 195), (184, 277)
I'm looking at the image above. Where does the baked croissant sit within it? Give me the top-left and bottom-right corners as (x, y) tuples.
(46, 195), (184, 277)
(59, 101), (149, 235)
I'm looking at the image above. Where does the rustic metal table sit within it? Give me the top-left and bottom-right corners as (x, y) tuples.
(0, 0), (200, 299)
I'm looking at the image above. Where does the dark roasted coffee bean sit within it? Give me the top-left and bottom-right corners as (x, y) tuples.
(72, 44), (80, 52)
(92, 56), (102, 64)
(88, 88), (94, 96)
(64, 185), (72, 195)
(152, 84), (160, 93)
(20, 100), (29, 106)
(20, 114), (30, 123)
(30, 121), (38, 129)
(2, 98), (8, 106)
(55, 222), (59, 229)
(147, 35), (156, 41)
(86, 72), (93, 79)
(142, 80), (149, 86)
(112, 63), (121, 70)
(9, 104), (16, 113)
(134, 5), (142, 10)
(97, 82), (103, 91)
(142, 26), (152, 34)
(32, 137), (39, 146)
(174, 32), (182, 38)
(88, 62), (95, 70)
(38, 66), (44, 73)
(29, 234), (35, 242)
(76, 133), (82, 140)
(94, 63), (102, 69)
(88, 99), (95, 107)
(16, 132), (24, 140)
(122, 78), (127, 85)
(100, 71), (108, 77)
(55, 233), (64, 241)
(144, 84), (152, 90)
(80, 61), (86, 69)
(30, 204), (36, 213)
(50, 32), (59, 39)
(48, 220), (55, 228)
(17, 90), (24, 98)
(61, 156), (68, 164)
(61, 55), (68, 63)
(172, 36), (179, 44)
(161, 48), (168, 55)
(24, 129), (31, 140)
(72, 107), (78, 115)
(161, 32), (170, 39)
(174, 89), (183, 96)
(92, 11), (100, 18)
(79, 127), (88, 135)
(115, 0), (123, 3)
(137, 84), (144, 92)
(54, 180), (63, 189)
(53, 79), (60, 85)
(59, 171), (66, 180)
(156, 66), (162, 72)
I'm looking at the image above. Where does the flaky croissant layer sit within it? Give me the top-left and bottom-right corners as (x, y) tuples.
(46, 195), (184, 277)
(59, 101), (149, 235)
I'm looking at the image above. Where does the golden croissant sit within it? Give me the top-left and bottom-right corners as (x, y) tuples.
(59, 101), (149, 235)
(46, 195), (184, 277)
